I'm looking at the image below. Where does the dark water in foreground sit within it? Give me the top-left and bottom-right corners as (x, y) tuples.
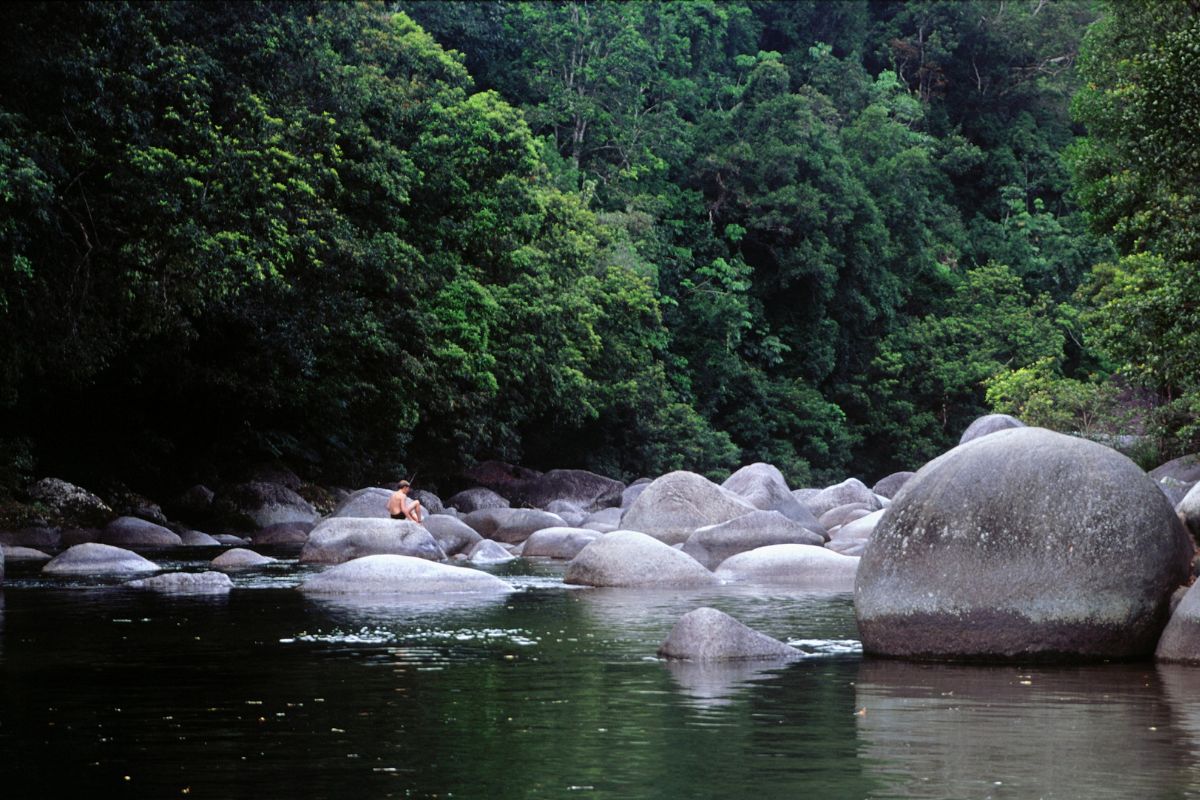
(4, 555), (1200, 799)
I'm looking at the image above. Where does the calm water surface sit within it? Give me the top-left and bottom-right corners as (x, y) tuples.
(3, 553), (1200, 799)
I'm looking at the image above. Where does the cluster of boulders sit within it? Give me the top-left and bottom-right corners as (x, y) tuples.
(12, 412), (1200, 670)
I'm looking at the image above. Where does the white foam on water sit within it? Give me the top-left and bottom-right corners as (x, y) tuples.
(784, 638), (863, 657)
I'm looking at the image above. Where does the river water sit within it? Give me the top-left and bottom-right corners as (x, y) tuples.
(3, 553), (1200, 799)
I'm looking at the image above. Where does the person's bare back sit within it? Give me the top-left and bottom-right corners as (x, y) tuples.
(387, 480), (423, 524)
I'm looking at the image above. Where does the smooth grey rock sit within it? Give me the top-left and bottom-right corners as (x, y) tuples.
(545, 500), (587, 526)
(621, 471), (757, 546)
(252, 521), (314, 545)
(621, 480), (651, 509)
(658, 607), (800, 661)
(872, 471), (916, 499)
(43, 543), (159, 576)
(178, 530), (222, 546)
(212, 534), (250, 546)
(807, 479), (880, 519)
(126, 571), (233, 594)
(330, 487), (393, 518)
(826, 538), (869, 557)
(461, 508), (566, 544)
(1157, 581), (1200, 663)
(2, 545), (52, 564)
(715, 543), (859, 589)
(0, 526), (61, 549)
(1161, 478), (1195, 509)
(856, 427), (1194, 662)
(212, 548), (275, 569)
(522, 469), (624, 512)
(682, 510), (824, 570)
(818, 503), (872, 531)
(60, 527), (101, 547)
(27, 477), (114, 525)
(412, 489), (445, 516)
(299, 554), (513, 595)
(829, 509), (885, 542)
(214, 481), (319, 530)
(467, 539), (516, 564)
(462, 460), (542, 502)
(722, 463), (819, 526)
(521, 527), (601, 559)
(1152, 454), (1200, 485)
(564, 530), (717, 588)
(300, 518), (444, 565)
(959, 413), (1026, 444)
(423, 514), (483, 556)
(1177, 482), (1200, 537)
(582, 507), (623, 528)
(100, 516), (184, 549)
(447, 487), (511, 514)
(174, 484), (215, 520)
(582, 522), (619, 534)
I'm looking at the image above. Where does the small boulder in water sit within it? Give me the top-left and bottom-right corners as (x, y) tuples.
(212, 548), (276, 569)
(43, 543), (159, 576)
(126, 571), (233, 594)
(658, 607), (800, 661)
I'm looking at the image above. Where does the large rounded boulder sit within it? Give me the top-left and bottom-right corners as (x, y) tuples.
(681, 510), (824, 570)
(564, 530), (717, 588)
(806, 479), (880, 519)
(299, 554), (514, 595)
(621, 471), (757, 546)
(855, 427), (1194, 662)
(299, 518), (444, 565)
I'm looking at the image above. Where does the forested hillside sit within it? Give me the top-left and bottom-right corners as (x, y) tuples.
(0, 0), (1195, 497)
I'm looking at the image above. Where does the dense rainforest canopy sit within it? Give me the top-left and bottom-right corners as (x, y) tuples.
(0, 0), (1196, 497)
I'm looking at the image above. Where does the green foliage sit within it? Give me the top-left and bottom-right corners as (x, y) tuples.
(0, 0), (1114, 495)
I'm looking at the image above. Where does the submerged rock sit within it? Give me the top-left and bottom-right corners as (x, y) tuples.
(564, 530), (717, 588)
(43, 543), (159, 576)
(658, 607), (799, 661)
(855, 427), (1193, 662)
(298, 554), (514, 595)
(126, 571), (233, 594)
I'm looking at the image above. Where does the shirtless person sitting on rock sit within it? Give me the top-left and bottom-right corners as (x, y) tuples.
(387, 480), (424, 524)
